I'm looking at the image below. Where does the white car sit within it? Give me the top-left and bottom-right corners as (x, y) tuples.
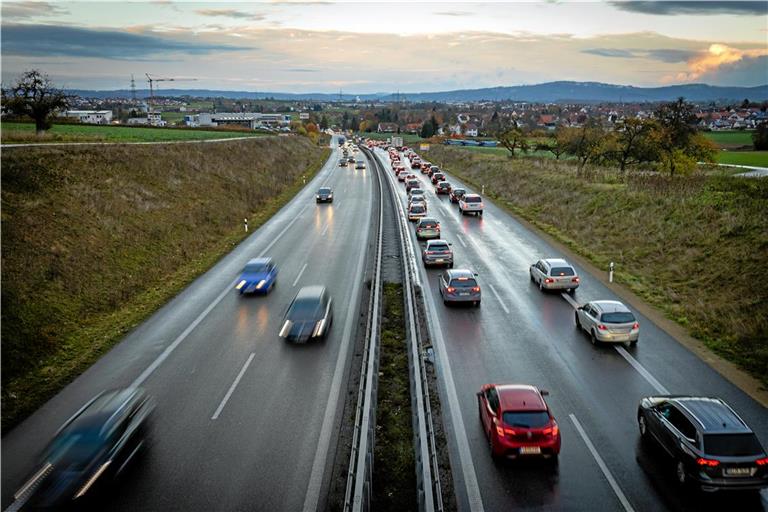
(459, 194), (484, 216)
(575, 301), (639, 346)
(530, 258), (580, 293)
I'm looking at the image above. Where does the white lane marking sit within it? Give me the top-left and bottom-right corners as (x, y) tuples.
(559, 292), (669, 393)
(211, 353), (255, 420)
(303, 163), (372, 512)
(380, 152), (485, 512)
(130, 155), (331, 389)
(570, 414), (636, 512)
(456, 235), (468, 248)
(487, 283), (510, 314)
(560, 291), (580, 308)
(292, 263), (308, 287)
(320, 222), (330, 237)
(614, 347), (670, 394)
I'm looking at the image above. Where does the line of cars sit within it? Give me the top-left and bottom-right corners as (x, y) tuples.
(376, 139), (768, 493)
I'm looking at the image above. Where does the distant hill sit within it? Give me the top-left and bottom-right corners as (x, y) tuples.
(68, 81), (768, 103)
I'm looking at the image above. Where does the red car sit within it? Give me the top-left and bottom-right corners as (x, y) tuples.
(431, 172), (446, 184)
(436, 181), (452, 194)
(477, 384), (561, 461)
(411, 159), (422, 169)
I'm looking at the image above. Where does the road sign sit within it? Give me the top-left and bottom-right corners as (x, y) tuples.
(420, 143), (430, 151)
(299, 113), (310, 120)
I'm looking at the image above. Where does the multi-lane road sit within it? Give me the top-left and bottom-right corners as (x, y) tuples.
(2, 137), (373, 512)
(376, 147), (767, 512)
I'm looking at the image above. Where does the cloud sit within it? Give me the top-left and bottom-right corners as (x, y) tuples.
(582, 48), (637, 58)
(434, 11), (474, 17)
(610, 1), (768, 16)
(1, 1), (67, 19)
(195, 9), (266, 21)
(645, 49), (700, 63)
(1, 24), (250, 60)
(663, 43), (768, 82)
(287, 68), (319, 72)
(697, 55), (768, 86)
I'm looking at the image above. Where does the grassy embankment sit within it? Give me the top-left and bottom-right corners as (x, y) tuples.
(372, 282), (417, 510)
(1, 121), (266, 144)
(428, 146), (768, 386)
(1, 137), (329, 430)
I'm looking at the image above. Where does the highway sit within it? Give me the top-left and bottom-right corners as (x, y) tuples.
(2, 137), (374, 512)
(376, 147), (768, 512)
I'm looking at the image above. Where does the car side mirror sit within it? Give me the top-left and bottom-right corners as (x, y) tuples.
(476, 391), (483, 397)
(473, 273), (479, 277)
(540, 389), (550, 396)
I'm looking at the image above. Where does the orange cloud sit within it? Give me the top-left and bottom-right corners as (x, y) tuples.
(666, 43), (768, 82)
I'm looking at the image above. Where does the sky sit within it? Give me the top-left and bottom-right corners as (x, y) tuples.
(2, 0), (767, 93)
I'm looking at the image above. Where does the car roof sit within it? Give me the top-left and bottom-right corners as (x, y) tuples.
(672, 397), (751, 434)
(418, 217), (438, 224)
(246, 257), (272, 266)
(447, 268), (475, 279)
(464, 193), (481, 199)
(426, 239), (448, 246)
(295, 285), (325, 301)
(592, 300), (629, 312)
(318, 187), (331, 192)
(496, 385), (547, 412)
(543, 258), (570, 267)
(64, 388), (145, 437)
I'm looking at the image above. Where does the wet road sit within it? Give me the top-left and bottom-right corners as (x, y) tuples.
(375, 148), (767, 512)
(2, 138), (374, 512)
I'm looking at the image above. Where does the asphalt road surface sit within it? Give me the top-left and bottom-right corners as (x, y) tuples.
(376, 148), (767, 512)
(2, 137), (373, 512)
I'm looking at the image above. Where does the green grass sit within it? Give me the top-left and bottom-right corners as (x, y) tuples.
(1, 137), (329, 430)
(703, 130), (754, 148)
(1, 121), (266, 143)
(716, 150), (768, 167)
(372, 282), (417, 511)
(428, 147), (768, 387)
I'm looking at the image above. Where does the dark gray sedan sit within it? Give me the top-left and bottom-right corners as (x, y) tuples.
(422, 239), (453, 268)
(439, 269), (481, 307)
(316, 187), (334, 203)
(279, 285), (333, 342)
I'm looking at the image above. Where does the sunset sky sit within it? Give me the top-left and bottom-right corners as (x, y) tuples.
(2, 0), (767, 93)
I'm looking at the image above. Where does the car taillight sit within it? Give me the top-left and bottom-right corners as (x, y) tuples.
(756, 457), (768, 466)
(446, 287), (456, 293)
(598, 324), (608, 330)
(472, 287), (480, 292)
(696, 458), (720, 467)
(544, 278), (554, 284)
(632, 322), (640, 330)
(503, 427), (516, 436)
(572, 277), (580, 283)
(543, 422), (559, 436)
(425, 251), (434, 255)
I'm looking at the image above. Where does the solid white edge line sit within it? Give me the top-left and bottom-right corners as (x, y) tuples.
(211, 353), (256, 420)
(487, 283), (510, 314)
(559, 293), (670, 394)
(293, 263), (309, 287)
(129, 153), (332, 389)
(377, 150), (485, 512)
(457, 235), (468, 248)
(614, 347), (670, 394)
(569, 414), (636, 512)
(302, 157), (372, 512)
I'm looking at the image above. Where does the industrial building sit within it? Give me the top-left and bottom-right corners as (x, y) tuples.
(188, 112), (292, 129)
(61, 110), (113, 124)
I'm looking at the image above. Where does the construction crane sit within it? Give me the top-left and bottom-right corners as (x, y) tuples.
(145, 74), (197, 111)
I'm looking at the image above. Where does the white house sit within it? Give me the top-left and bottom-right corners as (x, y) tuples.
(62, 110), (113, 124)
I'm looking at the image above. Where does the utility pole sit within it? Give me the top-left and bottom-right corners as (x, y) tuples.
(130, 74), (136, 102)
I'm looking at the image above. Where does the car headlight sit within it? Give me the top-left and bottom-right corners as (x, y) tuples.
(235, 280), (247, 290)
(279, 320), (293, 337)
(328, 194), (333, 198)
(313, 319), (326, 337)
(74, 460), (112, 499)
(316, 195), (320, 199)
(255, 280), (266, 290)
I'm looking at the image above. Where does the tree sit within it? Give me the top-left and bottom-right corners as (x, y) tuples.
(544, 126), (570, 160)
(319, 115), (329, 130)
(566, 121), (604, 171)
(753, 122), (768, 150)
(2, 70), (71, 134)
(653, 97), (715, 175)
(611, 118), (655, 171)
(496, 120), (529, 158)
(420, 121), (434, 138)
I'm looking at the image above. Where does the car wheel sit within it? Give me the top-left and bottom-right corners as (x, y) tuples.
(443, 299), (449, 306)
(488, 430), (499, 461)
(539, 280), (544, 292)
(474, 300), (480, 307)
(449, 262), (454, 269)
(638, 413), (649, 438)
(590, 330), (599, 345)
(575, 312), (581, 330)
(479, 211), (483, 217)
(530, 271), (534, 282)
(675, 460), (687, 486)
(459, 208), (464, 215)
(630, 338), (638, 347)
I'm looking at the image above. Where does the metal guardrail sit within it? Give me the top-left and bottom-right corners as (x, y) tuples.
(343, 146), (384, 512)
(373, 147), (444, 512)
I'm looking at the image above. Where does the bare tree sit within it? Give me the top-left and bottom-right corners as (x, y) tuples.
(2, 70), (71, 135)
(496, 119), (529, 158)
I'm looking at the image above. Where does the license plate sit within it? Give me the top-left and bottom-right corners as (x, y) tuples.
(459, 292), (470, 296)
(725, 467), (753, 476)
(520, 446), (541, 455)
(435, 259), (444, 263)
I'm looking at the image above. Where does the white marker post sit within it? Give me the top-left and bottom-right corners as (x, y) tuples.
(303, 175), (306, 185)
(481, 184), (485, 195)
(609, 261), (614, 283)
(244, 218), (248, 232)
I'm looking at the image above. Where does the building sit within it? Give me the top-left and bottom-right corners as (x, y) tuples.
(61, 110), (113, 124)
(195, 112), (291, 129)
(377, 122), (399, 133)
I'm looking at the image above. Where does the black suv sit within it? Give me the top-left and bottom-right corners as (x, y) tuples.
(638, 395), (768, 492)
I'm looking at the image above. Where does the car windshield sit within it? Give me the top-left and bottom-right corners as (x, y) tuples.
(419, 222), (437, 228)
(287, 299), (321, 321)
(318, 188), (331, 194)
(439, 182), (449, 187)
(550, 267), (575, 276)
(704, 433), (763, 456)
(410, 205), (425, 213)
(451, 278), (477, 288)
(244, 262), (268, 273)
(465, 196), (481, 203)
(454, 189), (465, 195)
(430, 243), (449, 251)
(45, 427), (105, 470)
(502, 411), (550, 428)
(411, 190), (424, 195)
(601, 312), (635, 323)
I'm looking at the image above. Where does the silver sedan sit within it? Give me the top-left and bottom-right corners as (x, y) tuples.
(530, 258), (579, 293)
(575, 300), (639, 346)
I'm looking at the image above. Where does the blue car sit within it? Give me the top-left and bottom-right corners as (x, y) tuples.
(236, 257), (278, 294)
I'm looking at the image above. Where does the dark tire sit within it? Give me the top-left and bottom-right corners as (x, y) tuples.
(638, 412), (648, 439)
(530, 271), (534, 282)
(630, 338), (638, 347)
(675, 460), (687, 486)
(449, 262), (454, 269)
(474, 300), (481, 307)
(539, 280), (544, 292)
(575, 312), (581, 330)
(443, 299), (449, 306)
(590, 330), (599, 345)
(479, 211), (483, 217)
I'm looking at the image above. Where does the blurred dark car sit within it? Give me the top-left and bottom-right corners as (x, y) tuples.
(316, 187), (334, 203)
(279, 285), (333, 342)
(11, 388), (155, 510)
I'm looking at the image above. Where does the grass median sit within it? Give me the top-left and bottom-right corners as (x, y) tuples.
(1, 136), (329, 430)
(429, 146), (768, 387)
